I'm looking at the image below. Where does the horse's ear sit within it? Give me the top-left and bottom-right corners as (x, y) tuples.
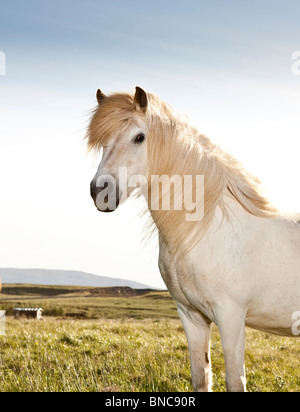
(134, 87), (148, 113)
(96, 89), (106, 104)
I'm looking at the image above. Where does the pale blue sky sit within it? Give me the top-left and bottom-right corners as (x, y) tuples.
(0, 1), (299, 288)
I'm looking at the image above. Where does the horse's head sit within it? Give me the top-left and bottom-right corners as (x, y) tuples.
(87, 87), (149, 212)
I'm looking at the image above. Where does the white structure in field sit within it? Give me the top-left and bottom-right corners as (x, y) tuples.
(13, 308), (43, 320)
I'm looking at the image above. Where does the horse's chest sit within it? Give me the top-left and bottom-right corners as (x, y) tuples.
(158, 247), (218, 321)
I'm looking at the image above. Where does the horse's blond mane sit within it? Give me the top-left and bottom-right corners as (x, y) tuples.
(87, 90), (279, 254)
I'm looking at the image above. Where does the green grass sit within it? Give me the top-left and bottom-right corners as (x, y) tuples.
(0, 285), (299, 392)
(0, 318), (191, 392)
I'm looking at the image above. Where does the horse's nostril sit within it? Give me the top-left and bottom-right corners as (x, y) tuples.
(90, 181), (96, 199)
(90, 181), (101, 201)
(90, 176), (119, 213)
(91, 181), (109, 199)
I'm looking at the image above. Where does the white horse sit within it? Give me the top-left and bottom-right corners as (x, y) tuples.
(87, 87), (300, 392)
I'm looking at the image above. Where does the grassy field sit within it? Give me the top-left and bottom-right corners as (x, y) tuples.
(0, 285), (299, 392)
(0, 284), (178, 319)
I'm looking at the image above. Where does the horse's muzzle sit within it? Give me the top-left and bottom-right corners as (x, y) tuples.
(90, 179), (120, 213)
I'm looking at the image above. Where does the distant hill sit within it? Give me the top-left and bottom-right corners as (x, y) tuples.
(0, 268), (152, 289)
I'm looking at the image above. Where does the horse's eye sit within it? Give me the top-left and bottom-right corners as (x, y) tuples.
(133, 133), (145, 144)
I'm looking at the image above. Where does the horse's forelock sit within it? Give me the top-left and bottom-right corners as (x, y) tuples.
(86, 93), (137, 150)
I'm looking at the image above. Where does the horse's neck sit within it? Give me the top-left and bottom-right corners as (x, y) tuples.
(154, 195), (253, 257)
(145, 112), (278, 253)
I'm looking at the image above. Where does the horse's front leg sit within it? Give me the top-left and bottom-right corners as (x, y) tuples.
(177, 304), (212, 392)
(216, 305), (247, 392)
